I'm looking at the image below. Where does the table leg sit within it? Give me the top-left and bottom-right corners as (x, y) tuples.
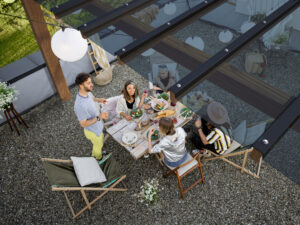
(4, 110), (13, 132)
(11, 107), (22, 124)
(12, 105), (29, 128)
(7, 110), (20, 135)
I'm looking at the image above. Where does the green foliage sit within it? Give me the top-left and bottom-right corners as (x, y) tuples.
(250, 13), (266, 24)
(272, 33), (288, 45)
(0, 0), (59, 67)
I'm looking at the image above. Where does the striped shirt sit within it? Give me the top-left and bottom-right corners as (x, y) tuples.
(206, 126), (232, 154)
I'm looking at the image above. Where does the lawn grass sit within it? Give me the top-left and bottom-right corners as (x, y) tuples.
(0, 25), (39, 67)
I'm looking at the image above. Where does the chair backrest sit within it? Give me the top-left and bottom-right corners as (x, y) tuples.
(100, 95), (122, 119)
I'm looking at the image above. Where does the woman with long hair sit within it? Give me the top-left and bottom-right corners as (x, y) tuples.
(147, 117), (188, 167)
(116, 80), (147, 120)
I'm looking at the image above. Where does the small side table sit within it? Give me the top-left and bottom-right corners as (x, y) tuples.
(3, 103), (28, 135)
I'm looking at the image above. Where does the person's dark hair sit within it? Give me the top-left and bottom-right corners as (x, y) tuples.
(159, 117), (175, 135)
(121, 80), (139, 101)
(75, 73), (90, 86)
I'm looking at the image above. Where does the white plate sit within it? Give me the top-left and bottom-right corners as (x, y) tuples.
(122, 131), (138, 145)
(151, 99), (169, 111)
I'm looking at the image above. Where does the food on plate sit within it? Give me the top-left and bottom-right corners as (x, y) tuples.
(130, 109), (143, 118)
(147, 129), (160, 140)
(154, 101), (166, 111)
(180, 108), (193, 117)
(157, 93), (169, 101)
(155, 109), (176, 119)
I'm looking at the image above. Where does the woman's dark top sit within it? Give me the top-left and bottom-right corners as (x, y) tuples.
(126, 98), (135, 109)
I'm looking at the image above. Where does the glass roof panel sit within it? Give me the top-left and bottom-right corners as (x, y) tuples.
(227, 5), (300, 96)
(264, 128), (300, 185)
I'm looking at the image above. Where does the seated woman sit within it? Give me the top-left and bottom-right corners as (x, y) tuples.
(191, 102), (232, 155)
(155, 64), (176, 93)
(116, 80), (147, 120)
(147, 118), (188, 167)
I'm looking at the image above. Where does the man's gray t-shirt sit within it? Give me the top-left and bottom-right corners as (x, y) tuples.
(74, 92), (103, 136)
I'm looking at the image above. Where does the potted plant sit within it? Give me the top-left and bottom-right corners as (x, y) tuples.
(250, 13), (266, 24)
(0, 82), (18, 115)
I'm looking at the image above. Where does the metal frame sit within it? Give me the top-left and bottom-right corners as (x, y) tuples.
(253, 94), (300, 158)
(168, 0), (300, 99)
(51, 0), (93, 18)
(78, 0), (158, 37)
(115, 0), (224, 60)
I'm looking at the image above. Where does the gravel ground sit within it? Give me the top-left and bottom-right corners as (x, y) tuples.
(0, 63), (300, 224)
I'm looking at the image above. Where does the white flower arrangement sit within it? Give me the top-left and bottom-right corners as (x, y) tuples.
(135, 178), (159, 205)
(0, 82), (18, 112)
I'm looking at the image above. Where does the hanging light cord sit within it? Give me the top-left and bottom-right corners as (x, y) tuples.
(0, 12), (67, 29)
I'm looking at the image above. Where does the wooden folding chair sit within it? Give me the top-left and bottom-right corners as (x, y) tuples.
(41, 154), (127, 219)
(157, 152), (205, 199)
(202, 120), (272, 178)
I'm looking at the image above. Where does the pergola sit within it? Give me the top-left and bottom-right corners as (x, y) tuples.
(22, 0), (300, 162)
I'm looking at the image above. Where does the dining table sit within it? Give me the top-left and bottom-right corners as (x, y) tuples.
(106, 94), (194, 160)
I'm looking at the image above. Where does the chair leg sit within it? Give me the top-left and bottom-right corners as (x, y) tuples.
(63, 191), (76, 218)
(163, 169), (175, 178)
(241, 152), (248, 173)
(176, 173), (185, 199)
(81, 190), (91, 210)
(197, 156), (205, 184)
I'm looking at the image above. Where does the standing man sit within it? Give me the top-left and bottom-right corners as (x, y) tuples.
(74, 73), (108, 160)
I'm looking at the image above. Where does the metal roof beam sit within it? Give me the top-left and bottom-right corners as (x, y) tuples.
(51, 0), (93, 18)
(78, 0), (158, 37)
(115, 0), (225, 60)
(168, 0), (300, 99)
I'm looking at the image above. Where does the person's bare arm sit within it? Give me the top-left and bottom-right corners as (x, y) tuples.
(147, 128), (155, 153)
(94, 98), (107, 104)
(198, 128), (209, 145)
(79, 112), (108, 128)
(195, 118), (209, 145)
(120, 112), (132, 121)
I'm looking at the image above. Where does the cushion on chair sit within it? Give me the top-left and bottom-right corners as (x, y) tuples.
(243, 121), (267, 146)
(71, 157), (107, 187)
(232, 120), (247, 145)
(166, 153), (198, 177)
(224, 140), (242, 154)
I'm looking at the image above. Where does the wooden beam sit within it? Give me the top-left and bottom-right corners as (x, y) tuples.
(84, 2), (300, 132)
(22, 0), (71, 101)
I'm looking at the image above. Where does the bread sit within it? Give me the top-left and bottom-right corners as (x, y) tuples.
(155, 110), (175, 119)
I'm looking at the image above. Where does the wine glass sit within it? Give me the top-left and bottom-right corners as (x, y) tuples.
(112, 118), (118, 125)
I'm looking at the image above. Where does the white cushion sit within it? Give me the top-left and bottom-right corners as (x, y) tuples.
(232, 120), (247, 145)
(243, 121), (267, 146)
(71, 157), (106, 187)
(224, 140), (241, 154)
(166, 153), (198, 177)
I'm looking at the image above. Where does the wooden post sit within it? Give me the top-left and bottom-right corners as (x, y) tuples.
(21, 0), (71, 101)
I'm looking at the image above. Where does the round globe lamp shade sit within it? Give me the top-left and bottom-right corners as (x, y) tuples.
(218, 30), (233, 43)
(51, 28), (88, 62)
(185, 36), (204, 50)
(164, 3), (177, 15)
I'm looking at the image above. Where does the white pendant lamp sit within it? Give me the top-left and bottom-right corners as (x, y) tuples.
(163, 3), (177, 16)
(240, 21), (255, 33)
(185, 36), (204, 51)
(51, 28), (88, 62)
(218, 30), (233, 43)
